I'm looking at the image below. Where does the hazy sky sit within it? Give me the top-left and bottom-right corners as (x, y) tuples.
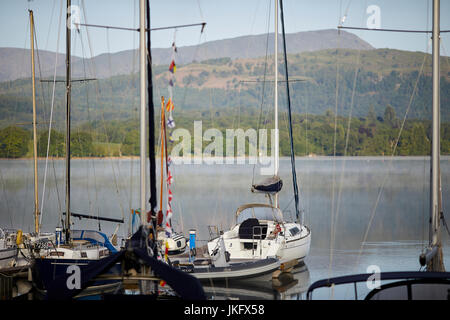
(1, 0), (449, 58)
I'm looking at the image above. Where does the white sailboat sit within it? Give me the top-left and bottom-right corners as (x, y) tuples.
(207, 0), (311, 264)
(0, 228), (17, 269)
(0, 10), (56, 272)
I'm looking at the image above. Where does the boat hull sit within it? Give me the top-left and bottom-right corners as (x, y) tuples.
(176, 258), (280, 282)
(32, 257), (122, 297)
(0, 247), (17, 269)
(208, 224), (311, 264)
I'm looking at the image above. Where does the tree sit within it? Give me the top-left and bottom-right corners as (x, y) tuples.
(0, 126), (30, 158)
(38, 129), (65, 157)
(383, 105), (397, 127)
(121, 129), (139, 156)
(71, 131), (94, 157)
(367, 105), (377, 124)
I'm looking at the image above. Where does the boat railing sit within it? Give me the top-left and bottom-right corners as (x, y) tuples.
(252, 226), (264, 258)
(207, 225), (220, 240)
(306, 271), (450, 300)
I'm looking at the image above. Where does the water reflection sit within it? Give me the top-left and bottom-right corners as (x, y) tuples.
(203, 263), (310, 300)
(1, 157), (449, 299)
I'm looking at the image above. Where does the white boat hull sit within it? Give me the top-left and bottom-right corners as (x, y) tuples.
(178, 258), (281, 281)
(0, 247), (17, 269)
(208, 223), (311, 264)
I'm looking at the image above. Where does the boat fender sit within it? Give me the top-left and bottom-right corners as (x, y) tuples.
(16, 230), (23, 245)
(274, 224), (281, 236)
(190, 247), (197, 257)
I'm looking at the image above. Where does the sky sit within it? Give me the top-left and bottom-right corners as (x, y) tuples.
(0, 0), (450, 58)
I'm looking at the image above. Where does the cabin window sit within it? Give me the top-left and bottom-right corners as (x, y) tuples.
(289, 227), (300, 236)
(243, 243), (257, 250)
(80, 252), (87, 258)
(99, 249), (109, 257)
(49, 251), (65, 257)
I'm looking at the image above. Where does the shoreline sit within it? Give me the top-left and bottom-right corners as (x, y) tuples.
(1, 155), (449, 161)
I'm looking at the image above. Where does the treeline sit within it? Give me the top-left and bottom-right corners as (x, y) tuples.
(1, 106), (449, 158)
(1, 49), (449, 130)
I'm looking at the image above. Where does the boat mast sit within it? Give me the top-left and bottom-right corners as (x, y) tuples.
(159, 97), (165, 215)
(427, 0), (444, 271)
(146, 0), (157, 221)
(64, 0), (72, 243)
(279, 0), (301, 223)
(29, 10), (40, 234)
(139, 0), (147, 225)
(274, 0), (279, 208)
(419, 0), (445, 271)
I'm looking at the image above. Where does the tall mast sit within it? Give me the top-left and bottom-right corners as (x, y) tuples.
(139, 0), (147, 224)
(146, 0), (157, 218)
(29, 10), (40, 234)
(64, 0), (72, 242)
(428, 0), (444, 271)
(279, 0), (301, 222)
(274, 0), (279, 208)
(419, 0), (445, 271)
(159, 97), (165, 215)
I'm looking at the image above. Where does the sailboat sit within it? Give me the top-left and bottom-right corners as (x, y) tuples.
(206, 0), (311, 264)
(29, 0), (206, 300)
(173, 230), (281, 282)
(31, 0), (122, 298)
(0, 228), (17, 269)
(0, 10), (57, 272)
(307, 0), (450, 300)
(155, 95), (187, 255)
(15, 10), (56, 267)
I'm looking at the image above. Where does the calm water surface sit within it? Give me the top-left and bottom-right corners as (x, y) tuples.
(0, 156), (449, 299)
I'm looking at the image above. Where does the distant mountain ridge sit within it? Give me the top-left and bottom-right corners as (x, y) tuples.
(0, 29), (373, 82)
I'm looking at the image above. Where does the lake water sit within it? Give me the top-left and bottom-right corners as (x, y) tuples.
(0, 156), (449, 299)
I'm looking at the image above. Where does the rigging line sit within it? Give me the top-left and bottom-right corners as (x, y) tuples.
(338, 26), (450, 33)
(422, 0), (431, 250)
(353, 51), (429, 271)
(280, 0), (301, 221)
(128, 0), (138, 232)
(196, 0), (205, 22)
(44, 0), (57, 51)
(8, 16), (31, 161)
(0, 168), (13, 228)
(252, 0), (272, 185)
(331, 1), (364, 285)
(80, 0), (97, 83)
(179, 28), (205, 113)
(40, 0), (63, 226)
(80, 0), (126, 222)
(332, 47), (362, 274)
(244, 0), (263, 60)
(328, 31), (343, 279)
(76, 22), (206, 33)
(77, 28), (99, 224)
(32, 10), (50, 122)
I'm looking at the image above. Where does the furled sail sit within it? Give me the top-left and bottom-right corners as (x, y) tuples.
(251, 176), (283, 194)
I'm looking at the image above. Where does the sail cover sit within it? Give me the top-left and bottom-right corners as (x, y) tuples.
(252, 176), (283, 194)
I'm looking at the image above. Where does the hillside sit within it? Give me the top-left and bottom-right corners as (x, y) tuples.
(0, 29), (372, 82)
(0, 47), (449, 129)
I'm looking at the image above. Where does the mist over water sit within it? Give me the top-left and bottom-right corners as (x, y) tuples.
(1, 156), (449, 299)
